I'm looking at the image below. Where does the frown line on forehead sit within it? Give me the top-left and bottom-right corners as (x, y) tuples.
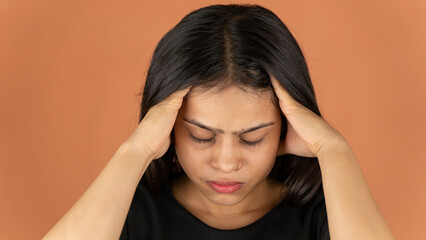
(182, 117), (275, 135)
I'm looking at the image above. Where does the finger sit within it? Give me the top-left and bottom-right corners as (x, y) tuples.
(169, 86), (192, 100)
(180, 85), (192, 96)
(160, 86), (192, 106)
(269, 75), (303, 109)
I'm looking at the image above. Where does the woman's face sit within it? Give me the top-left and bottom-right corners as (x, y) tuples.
(173, 85), (282, 208)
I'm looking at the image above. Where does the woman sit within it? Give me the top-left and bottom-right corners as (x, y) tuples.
(43, 4), (395, 240)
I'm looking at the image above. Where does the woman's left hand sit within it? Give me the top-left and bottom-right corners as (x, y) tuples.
(270, 75), (347, 158)
(271, 75), (396, 240)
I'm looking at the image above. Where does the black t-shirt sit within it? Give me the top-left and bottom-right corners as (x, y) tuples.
(119, 181), (330, 240)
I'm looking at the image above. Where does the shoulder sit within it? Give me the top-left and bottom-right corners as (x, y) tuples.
(130, 181), (172, 214)
(120, 182), (175, 239)
(308, 194), (327, 220)
(303, 193), (330, 240)
(275, 191), (329, 239)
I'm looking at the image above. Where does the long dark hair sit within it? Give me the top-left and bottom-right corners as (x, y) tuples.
(138, 3), (323, 206)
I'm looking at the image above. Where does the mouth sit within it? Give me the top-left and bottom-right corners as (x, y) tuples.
(206, 180), (244, 194)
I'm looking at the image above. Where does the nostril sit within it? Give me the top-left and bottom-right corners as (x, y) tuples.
(210, 159), (241, 173)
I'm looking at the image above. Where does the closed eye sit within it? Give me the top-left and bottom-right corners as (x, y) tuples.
(190, 135), (214, 144)
(190, 135), (263, 147)
(240, 138), (263, 147)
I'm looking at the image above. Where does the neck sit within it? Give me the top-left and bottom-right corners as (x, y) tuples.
(173, 174), (284, 217)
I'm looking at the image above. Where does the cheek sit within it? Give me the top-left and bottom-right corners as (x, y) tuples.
(174, 134), (209, 170)
(248, 150), (277, 170)
(245, 138), (280, 170)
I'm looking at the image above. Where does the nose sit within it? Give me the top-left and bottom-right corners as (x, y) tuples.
(210, 137), (241, 173)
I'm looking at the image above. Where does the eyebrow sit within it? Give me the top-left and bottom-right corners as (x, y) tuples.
(183, 118), (275, 135)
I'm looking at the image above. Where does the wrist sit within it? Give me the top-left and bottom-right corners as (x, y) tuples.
(316, 136), (354, 164)
(117, 141), (154, 164)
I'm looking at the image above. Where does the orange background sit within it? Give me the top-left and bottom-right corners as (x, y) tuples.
(1, 0), (425, 239)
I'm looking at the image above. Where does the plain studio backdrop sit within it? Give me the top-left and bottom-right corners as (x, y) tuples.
(0, 0), (425, 239)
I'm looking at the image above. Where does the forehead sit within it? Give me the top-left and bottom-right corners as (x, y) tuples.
(179, 86), (280, 124)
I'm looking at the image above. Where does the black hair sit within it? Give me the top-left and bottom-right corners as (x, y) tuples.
(138, 3), (323, 206)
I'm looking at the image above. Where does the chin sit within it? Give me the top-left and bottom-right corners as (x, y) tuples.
(200, 184), (249, 206)
(205, 193), (246, 206)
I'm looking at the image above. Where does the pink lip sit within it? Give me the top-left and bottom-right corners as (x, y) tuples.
(207, 181), (244, 194)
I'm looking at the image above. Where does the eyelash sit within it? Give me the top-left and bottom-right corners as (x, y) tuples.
(190, 135), (263, 147)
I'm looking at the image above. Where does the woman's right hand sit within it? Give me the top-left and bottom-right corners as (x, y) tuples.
(122, 86), (192, 162)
